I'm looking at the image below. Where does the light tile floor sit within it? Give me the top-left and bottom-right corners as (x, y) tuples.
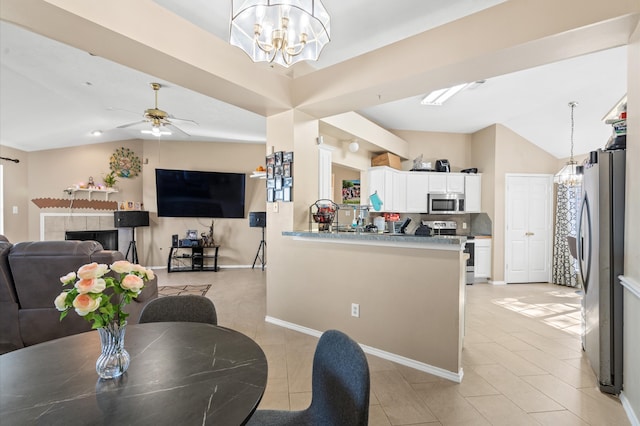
(155, 268), (630, 425)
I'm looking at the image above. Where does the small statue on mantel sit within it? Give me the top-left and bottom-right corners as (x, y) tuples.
(201, 220), (215, 247)
(87, 176), (95, 188)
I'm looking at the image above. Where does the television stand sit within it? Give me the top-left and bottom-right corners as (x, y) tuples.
(168, 245), (220, 273)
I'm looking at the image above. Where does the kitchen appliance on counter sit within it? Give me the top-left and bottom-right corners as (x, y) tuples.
(435, 159), (450, 172)
(428, 193), (465, 214)
(578, 148), (625, 395)
(416, 221), (475, 284)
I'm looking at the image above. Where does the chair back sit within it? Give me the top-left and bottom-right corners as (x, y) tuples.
(310, 330), (370, 426)
(139, 295), (217, 325)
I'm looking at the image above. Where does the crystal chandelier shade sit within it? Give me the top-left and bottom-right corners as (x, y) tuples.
(230, 0), (330, 68)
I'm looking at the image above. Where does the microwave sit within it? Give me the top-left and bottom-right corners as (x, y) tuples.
(428, 193), (465, 214)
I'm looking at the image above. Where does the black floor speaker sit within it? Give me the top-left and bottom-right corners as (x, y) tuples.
(114, 211), (150, 228)
(249, 212), (266, 228)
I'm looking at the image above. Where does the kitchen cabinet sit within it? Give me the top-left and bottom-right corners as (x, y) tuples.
(368, 167), (482, 213)
(464, 174), (482, 212)
(406, 173), (430, 212)
(474, 238), (491, 279)
(368, 167), (395, 212)
(392, 171), (407, 212)
(428, 173), (464, 193)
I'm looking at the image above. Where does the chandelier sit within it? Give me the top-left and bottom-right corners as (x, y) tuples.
(554, 101), (582, 186)
(230, 0), (331, 68)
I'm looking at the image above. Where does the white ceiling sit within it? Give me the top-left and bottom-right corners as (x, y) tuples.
(0, 0), (628, 158)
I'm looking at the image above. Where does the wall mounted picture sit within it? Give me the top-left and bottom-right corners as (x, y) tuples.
(266, 151), (293, 203)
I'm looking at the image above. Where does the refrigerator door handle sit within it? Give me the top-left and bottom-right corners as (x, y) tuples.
(577, 195), (591, 291)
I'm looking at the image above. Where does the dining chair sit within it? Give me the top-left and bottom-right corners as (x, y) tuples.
(247, 329), (370, 426)
(138, 295), (217, 325)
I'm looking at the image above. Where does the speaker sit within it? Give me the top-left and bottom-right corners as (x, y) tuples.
(172, 234), (179, 247)
(114, 211), (150, 228)
(249, 211), (266, 228)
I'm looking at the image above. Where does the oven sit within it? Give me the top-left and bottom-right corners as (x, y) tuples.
(463, 237), (475, 285)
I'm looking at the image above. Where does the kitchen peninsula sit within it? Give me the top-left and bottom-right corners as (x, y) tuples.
(268, 231), (467, 382)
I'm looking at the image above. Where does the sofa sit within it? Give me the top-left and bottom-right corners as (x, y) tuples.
(0, 236), (158, 354)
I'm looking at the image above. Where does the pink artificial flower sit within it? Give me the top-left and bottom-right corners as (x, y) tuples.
(121, 274), (144, 294)
(77, 262), (109, 280)
(72, 294), (101, 316)
(75, 278), (106, 294)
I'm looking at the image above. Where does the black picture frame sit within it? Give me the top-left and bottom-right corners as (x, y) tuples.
(283, 177), (293, 188)
(283, 187), (292, 202)
(267, 189), (274, 202)
(283, 151), (293, 163)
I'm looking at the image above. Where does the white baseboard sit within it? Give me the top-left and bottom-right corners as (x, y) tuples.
(489, 280), (506, 285)
(265, 316), (464, 383)
(620, 391), (640, 426)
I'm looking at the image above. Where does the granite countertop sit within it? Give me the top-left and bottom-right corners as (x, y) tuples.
(283, 230), (467, 247)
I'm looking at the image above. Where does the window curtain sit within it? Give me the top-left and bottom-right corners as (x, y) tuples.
(552, 184), (581, 287)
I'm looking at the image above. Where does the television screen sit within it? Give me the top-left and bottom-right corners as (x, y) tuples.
(155, 169), (246, 218)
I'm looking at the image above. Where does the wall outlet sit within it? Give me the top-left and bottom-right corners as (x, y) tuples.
(351, 303), (360, 318)
(462, 222), (467, 229)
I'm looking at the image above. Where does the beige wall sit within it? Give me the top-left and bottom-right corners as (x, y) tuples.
(268, 239), (466, 375)
(622, 20), (640, 421)
(13, 138), (265, 267)
(391, 130), (472, 172)
(0, 145), (29, 241)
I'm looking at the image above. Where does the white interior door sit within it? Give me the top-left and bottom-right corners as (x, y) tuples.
(505, 174), (553, 283)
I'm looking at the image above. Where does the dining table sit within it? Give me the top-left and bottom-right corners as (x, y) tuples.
(0, 322), (268, 425)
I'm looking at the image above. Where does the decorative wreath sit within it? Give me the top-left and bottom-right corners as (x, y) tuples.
(109, 147), (141, 178)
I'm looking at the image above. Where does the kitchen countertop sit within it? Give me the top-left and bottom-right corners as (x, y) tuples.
(282, 231), (467, 250)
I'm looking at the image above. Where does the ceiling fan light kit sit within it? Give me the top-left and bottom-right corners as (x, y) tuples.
(230, 0), (331, 68)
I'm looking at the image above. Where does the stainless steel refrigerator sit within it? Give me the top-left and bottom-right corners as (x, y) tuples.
(577, 148), (625, 395)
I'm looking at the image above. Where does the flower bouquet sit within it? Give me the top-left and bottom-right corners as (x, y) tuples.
(54, 260), (154, 379)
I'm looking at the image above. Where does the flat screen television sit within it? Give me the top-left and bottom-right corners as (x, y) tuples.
(155, 168), (246, 218)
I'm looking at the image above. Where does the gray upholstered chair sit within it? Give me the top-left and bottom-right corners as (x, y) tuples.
(247, 329), (370, 426)
(138, 295), (217, 325)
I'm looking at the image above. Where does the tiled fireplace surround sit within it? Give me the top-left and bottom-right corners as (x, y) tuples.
(40, 213), (132, 253)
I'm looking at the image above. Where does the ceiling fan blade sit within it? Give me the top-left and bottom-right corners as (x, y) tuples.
(169, 115), (199, 126)
(117, 120), (147, 129)
(167, 123), (191, 137)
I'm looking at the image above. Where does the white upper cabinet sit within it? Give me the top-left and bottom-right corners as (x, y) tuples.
(368, 167), (396, 212)
(393, 172), (407, 213)
(464, 174), (482, 212)
(368, 167), (482, 214)
(406, 173), (430, 213)
(447, 174), (465, 193)
(428, 174), (447, 193)
(427, 173), (464, 193)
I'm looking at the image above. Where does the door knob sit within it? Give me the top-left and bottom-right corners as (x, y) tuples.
(525, 232), (534, 236)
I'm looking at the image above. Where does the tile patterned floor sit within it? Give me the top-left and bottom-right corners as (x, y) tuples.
(155, 269), (630, 425)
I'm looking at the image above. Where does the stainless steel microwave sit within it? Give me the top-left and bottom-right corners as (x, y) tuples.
(428, 193), (465, 214)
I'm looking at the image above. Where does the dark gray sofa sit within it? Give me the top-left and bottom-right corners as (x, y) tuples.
(0, 236), (158, 354)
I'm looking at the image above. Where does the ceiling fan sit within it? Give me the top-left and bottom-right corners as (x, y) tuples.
(117, 82), (197, 136)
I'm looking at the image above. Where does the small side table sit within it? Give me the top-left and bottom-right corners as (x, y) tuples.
(168, 245), (220, 273)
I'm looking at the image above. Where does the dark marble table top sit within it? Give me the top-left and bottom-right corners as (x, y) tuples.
(0, 322), (268, 425)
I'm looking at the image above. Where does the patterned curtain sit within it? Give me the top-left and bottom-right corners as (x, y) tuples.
(552, 184), (581, 287)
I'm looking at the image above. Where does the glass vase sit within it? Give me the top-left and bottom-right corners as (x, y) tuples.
(96, 322), (130, 379)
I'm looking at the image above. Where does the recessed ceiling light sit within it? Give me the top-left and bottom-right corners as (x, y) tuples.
(91, 130), (102, 136)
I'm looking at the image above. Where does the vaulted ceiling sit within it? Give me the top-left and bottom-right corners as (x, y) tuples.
(0, 0), (635, 158)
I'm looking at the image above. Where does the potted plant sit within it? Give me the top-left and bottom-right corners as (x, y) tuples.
(103, 171), (117, 189)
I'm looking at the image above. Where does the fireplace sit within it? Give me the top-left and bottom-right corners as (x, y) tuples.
(65, 230), (119, 251)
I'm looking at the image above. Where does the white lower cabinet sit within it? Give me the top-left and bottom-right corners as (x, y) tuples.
(474, 238), (492, 279)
